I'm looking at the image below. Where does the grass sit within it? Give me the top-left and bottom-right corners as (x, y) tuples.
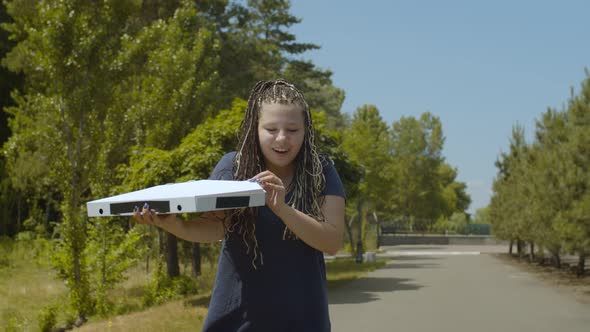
(325, 257), (387, 289)
(1, 237), (387, 332)
(73, 294), (211, 332)
(0, 239), (67, 332)
(74, 257), (387, 331)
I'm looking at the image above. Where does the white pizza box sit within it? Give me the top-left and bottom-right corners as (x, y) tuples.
(87, 180), (266, 217)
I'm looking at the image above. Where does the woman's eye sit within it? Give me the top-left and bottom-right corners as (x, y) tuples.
(288, 129), (299, 133)
(266, 128), (277, 132)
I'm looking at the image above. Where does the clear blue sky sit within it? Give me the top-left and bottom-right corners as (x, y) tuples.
(289, 0), (590, 214)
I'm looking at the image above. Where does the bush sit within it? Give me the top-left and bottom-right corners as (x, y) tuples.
(37, 305), (57, 332)
(0, 236), (13, 267)
(142, 258), (199, 307)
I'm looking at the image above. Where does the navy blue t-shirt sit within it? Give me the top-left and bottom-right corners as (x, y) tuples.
(202, 152), (346, 332)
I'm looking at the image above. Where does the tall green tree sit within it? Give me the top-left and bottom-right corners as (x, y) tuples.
(340, 105), (391, 252)
(2, 0), (222, 317)
(283, 60), (346, 129)
(199, 0), (346, 123)
(342, 105), (391, 212)
(389, 113), (451, 230)
(0, 0), (24, 236)
(489, 125), (531, 256)
(561, 75), (590, 272)
(3, 0), (140, 317)
(437, 163), (471, 219)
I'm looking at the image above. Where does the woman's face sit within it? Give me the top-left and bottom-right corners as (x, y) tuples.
(257, 102), (305, 173)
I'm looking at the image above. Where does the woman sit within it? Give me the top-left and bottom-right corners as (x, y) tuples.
(134, 79), (345, 331)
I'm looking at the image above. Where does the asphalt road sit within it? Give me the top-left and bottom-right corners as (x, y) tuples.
(328, 245), (590, 332)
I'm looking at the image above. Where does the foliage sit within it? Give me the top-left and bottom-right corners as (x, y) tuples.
(36, 304), (58, 332)
(86, 219), (146, 316)
(490, 72), (590, 267)
(341, 105), (471, 235)
(284, 60), (346, 129)
(431, 212), (470, 234)
(341, 105), (391, 216)
(473, 207), (491, 225)
(0, 1), (23, 236)
(142, 256), (199, 307)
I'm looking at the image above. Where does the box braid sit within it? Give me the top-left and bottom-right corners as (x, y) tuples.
(226, 79), (326, 268)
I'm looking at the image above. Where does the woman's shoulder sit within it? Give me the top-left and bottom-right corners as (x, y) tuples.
(210, 151), (237, 180)
(318, 154), (346, 198)
(220, 151), (237, 164)
(318, 153), (336, 171)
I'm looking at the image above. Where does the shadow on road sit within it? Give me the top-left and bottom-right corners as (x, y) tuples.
(328, 276), (422, 304)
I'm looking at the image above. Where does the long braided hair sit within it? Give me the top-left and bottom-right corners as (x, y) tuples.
(226, 79), (326, 266)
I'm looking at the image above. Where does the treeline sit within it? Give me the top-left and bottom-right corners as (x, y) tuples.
(340, 106), (471, 240)
(0, 0), (471, 323)
(489, 72), (590, 275)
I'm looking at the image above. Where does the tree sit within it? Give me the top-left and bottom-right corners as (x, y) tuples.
(0, 0), (24, 236)
(561, 74), (590, 273)
(437, 163), (471, 219)
(340, 105), (391, 252)
(389, 113), (450, 230)
(489, 125), (532, 257)
(2, 0), (222, 317)
(313, 109), (362, 253)
(342, 105), (391, 212)
(473, 207), (491, 225)
(283, 60), (346, 129)
(3, 0), (143, 317)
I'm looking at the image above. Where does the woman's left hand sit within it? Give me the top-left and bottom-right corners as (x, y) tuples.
(251, 171), (288, 216)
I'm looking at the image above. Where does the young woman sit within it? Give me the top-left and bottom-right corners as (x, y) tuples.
(133, 79), (346, 331)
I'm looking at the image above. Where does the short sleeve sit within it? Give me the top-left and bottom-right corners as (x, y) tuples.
(209, 152), (236, 180)
(320, 156), (346, 199)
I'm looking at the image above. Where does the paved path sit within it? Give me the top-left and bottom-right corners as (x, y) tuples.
(328, 245), (590, 332)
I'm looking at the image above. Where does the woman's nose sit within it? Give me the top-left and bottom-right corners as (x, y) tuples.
(276, 130), (288, 141)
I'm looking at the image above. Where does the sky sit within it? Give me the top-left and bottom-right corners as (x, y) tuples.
(288, 0), (590, 214)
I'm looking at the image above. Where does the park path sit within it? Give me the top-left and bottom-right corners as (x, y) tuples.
(328, 245), (590, 332)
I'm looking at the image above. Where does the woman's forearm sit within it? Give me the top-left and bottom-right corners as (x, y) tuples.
(153, 212), (225, 243)
(277, 206), (342, 255)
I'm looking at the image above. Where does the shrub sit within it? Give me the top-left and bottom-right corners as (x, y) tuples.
(37, 305), (57, 332)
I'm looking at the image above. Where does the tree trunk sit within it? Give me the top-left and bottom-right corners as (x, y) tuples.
(529, 242), (535, 262)
(376, 221), (381, 248)
(552, 252), (561, 269)
(165, 231), (180, 278)
(344, 215), (355, 257)
(509, 239), (513, 255)
(17, 196), (21, 234)
(191, 243), (201, 277)
(44, 198), (51, 234)
(577, 254), (586, 277)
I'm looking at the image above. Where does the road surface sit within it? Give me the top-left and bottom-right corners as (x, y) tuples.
(328, 245), (590, 332)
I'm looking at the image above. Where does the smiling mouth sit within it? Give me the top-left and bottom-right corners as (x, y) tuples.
(272, 148), (289, 154)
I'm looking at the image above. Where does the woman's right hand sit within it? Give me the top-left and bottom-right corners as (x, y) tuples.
(132, 203), (176, 226)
